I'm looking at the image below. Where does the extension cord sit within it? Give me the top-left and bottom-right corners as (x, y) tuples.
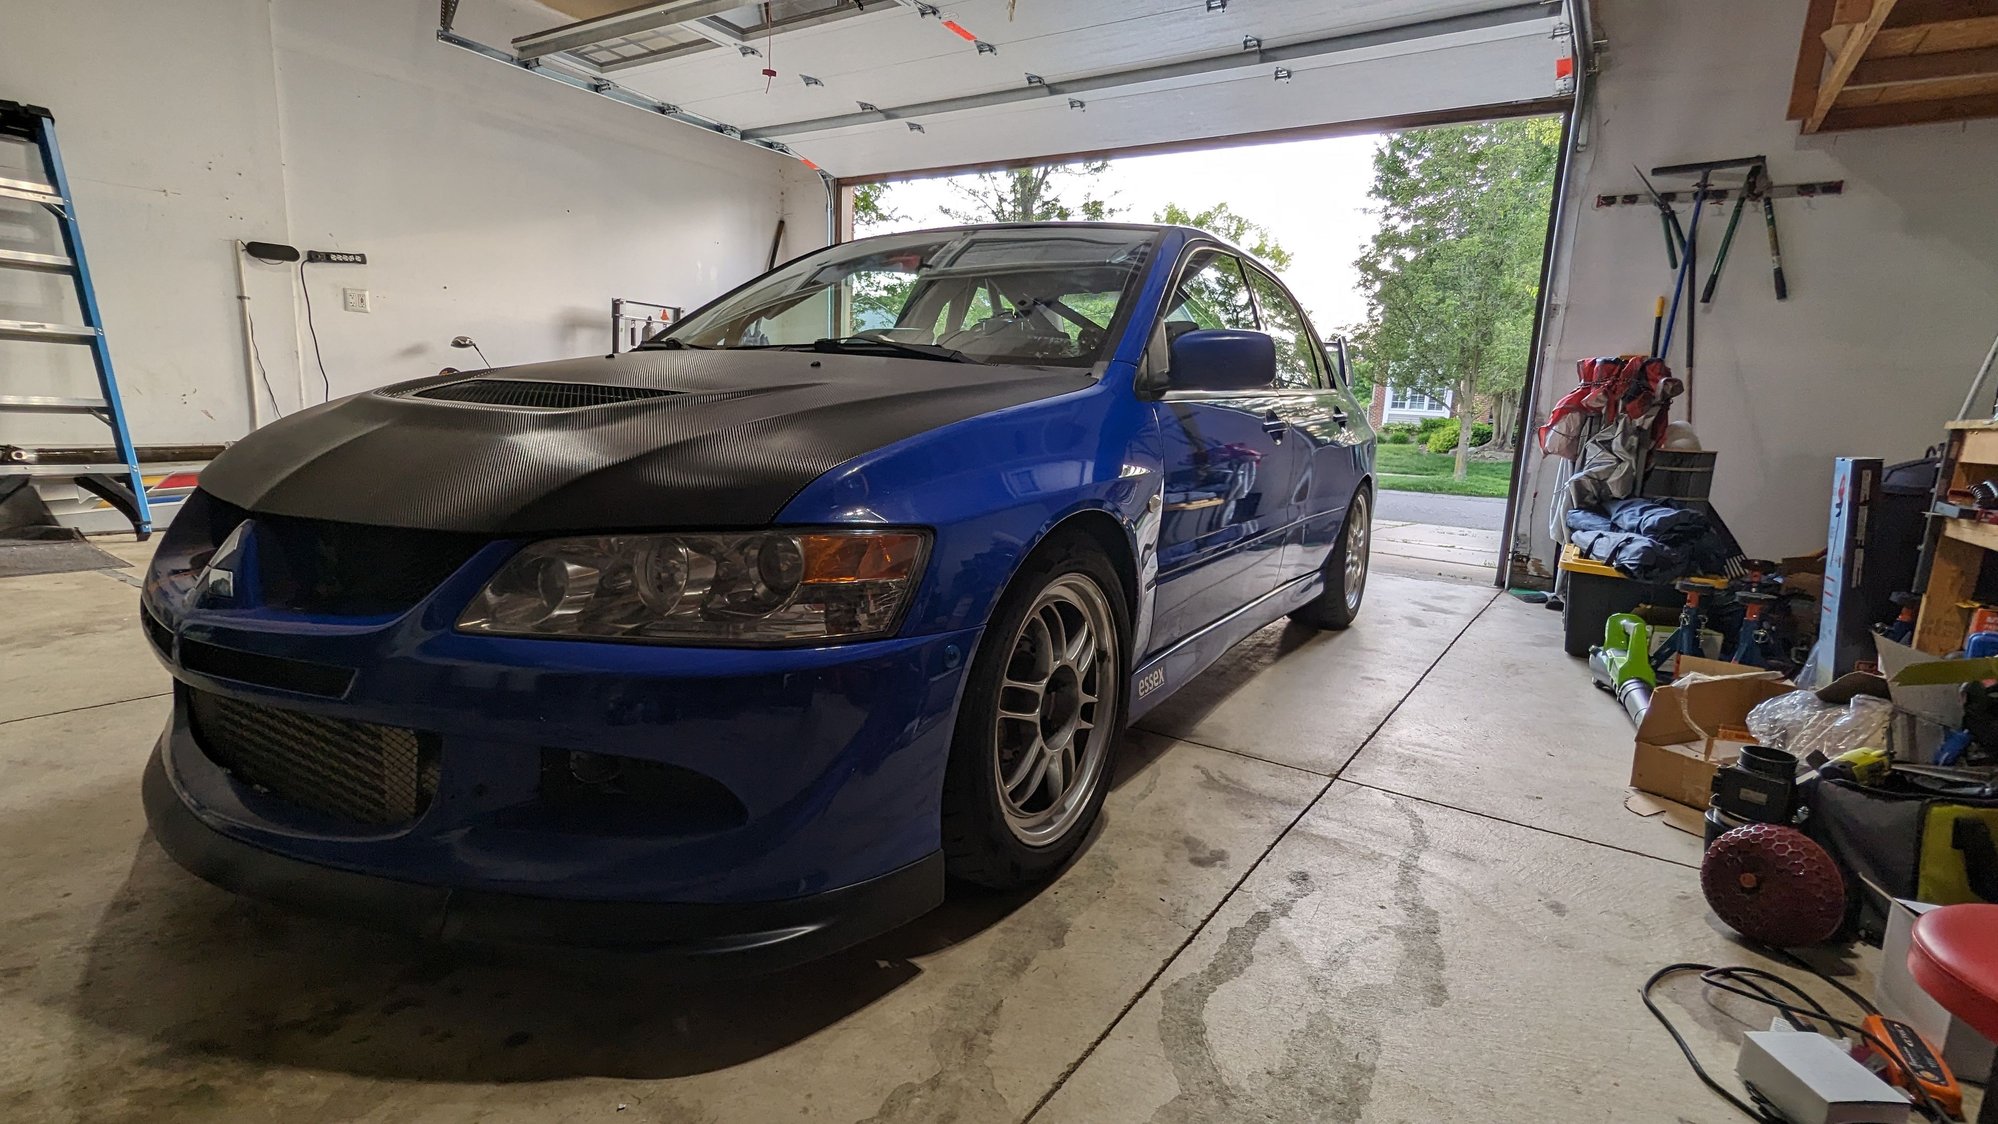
(1737, 1031), (1912, 1124)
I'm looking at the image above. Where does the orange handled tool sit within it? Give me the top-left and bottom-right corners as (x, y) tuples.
(1859, 1014), (1962, 1119)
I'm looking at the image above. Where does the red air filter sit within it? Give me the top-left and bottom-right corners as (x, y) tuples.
(1701, 824), (1846, 947)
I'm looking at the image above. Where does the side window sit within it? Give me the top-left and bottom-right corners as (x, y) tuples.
(1246, 269), (1322, 390)
(1163, 251), (1257, 337)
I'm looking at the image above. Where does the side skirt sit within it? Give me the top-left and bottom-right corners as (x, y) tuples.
(1125, 569), (1324, 722)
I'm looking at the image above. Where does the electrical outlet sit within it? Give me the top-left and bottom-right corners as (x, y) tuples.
(342, 288), (371, 314)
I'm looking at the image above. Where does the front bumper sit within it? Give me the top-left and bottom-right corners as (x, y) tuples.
(145, 747), (944, 970)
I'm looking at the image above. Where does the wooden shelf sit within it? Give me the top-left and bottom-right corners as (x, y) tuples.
(1944, 517), (1998, 552)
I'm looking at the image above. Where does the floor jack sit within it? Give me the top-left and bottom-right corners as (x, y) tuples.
(1591, 612), (1655, 723)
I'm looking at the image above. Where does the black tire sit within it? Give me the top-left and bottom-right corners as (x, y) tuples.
(1290, 488), (1372, 631)
(941, 534), (1129, 890)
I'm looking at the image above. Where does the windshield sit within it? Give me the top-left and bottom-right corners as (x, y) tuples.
(658, 227), (1157, 368)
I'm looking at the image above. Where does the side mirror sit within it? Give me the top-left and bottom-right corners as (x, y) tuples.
(1166, 328), (1277, 392)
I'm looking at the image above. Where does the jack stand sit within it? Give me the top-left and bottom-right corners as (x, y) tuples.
(1653, 577), (1728, 678)
(1729, 559), (1784, 667)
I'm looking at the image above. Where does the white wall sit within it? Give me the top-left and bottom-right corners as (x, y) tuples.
(0, 0), (825, 449)
(1, 0), (293, 448)
(1517, 0), (1998, 572)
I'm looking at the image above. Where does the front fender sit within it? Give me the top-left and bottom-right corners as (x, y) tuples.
(776, 367), (1162, 637)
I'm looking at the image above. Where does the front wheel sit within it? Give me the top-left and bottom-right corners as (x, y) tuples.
(1290, 489), (1371, 631)
(941, 539), (1127, 889)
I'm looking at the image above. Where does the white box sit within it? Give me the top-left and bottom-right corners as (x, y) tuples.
(1737, 1030), (1908, 1124)
(1876, 898), (1997, 1078)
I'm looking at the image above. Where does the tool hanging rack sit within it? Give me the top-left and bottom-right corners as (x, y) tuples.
(1594, 179), (1845, 208)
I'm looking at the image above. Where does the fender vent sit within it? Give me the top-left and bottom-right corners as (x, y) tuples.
(411, 379), (676, 408)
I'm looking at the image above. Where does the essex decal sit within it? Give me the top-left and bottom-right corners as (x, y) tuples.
(1136, 665), (1166, 698)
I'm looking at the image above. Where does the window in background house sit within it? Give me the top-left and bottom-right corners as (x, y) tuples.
(1388, 385), (1448, 412)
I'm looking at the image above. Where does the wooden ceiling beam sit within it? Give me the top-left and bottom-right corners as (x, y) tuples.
(1805, 0), (1904, 132)
(1790, 0), (1839, 118)
(1819, 89), (1998, 127)
(1848, 44), (1998, 84)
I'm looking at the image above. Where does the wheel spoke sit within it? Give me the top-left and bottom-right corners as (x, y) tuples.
(1041, 737), (1068, 798)
(1041, 606), (1069, 668)
(999, 677), (1045, 722)
(1064, 620), (1094, 669)
(1005, 734), (1051, 797)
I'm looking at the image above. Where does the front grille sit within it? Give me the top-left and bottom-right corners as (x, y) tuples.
(255, 514), (485, 615)
(189, 690), (439, 827)
(412, 379), (676, 408)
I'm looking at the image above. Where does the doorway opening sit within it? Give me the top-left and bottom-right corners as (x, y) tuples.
(841, 112), (1564, 585)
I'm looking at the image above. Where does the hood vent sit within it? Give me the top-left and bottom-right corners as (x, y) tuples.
(409, 379), (678, 409)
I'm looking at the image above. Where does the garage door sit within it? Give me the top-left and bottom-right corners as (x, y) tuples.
(504, 0), (1578, 178)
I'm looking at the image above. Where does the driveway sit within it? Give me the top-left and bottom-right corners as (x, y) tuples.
(1375, 490), (1509, 531)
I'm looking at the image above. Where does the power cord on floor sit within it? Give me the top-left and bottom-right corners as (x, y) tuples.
(1642, 958), (1950, 1123)
(298, 260), (332, 403)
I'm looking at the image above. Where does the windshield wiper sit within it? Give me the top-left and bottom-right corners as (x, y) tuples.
(633, 337), (711, 351)
(805, 336), (976, 363)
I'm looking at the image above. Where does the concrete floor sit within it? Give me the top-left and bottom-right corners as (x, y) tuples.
(2, 537), (1928, 1124)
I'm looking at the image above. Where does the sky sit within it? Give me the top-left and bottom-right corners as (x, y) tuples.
(861, 132), (1388, 335)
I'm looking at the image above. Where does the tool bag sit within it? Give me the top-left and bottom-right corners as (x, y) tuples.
(1807, 773), (1998, 942)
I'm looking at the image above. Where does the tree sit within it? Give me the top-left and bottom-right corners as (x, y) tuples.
(850, 181), (902, 233)
(1354, 118), (1558, 480)
(1155, 202), (1293, 270)
(939, 160), (1119, 223)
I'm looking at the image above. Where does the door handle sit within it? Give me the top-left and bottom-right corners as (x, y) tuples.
(1262, 410), (1286, 441)
(1331, 408), (1349, 426)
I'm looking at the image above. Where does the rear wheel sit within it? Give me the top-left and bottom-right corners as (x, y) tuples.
(942, 538), (1127, 889)
(1290, 489), (1370, 631)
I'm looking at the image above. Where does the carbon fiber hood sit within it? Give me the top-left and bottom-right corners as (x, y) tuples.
(199, 349), (1091, 533)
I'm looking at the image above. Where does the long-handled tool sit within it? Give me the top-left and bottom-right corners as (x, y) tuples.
(1649, 295), (1666, 357)
(1699, 162), (1761, 304)
(1652, 157), (1764, 423)
(1634, 165), (1686, 269)
(1757, 165), (1788, 300)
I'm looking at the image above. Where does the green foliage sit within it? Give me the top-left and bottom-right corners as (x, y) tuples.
(939, 161), (1119, 223)
(1378, 421), (1419, 444)
(1355, 117), (1558, 477)
(1423, 420), (1460, 454)
(1421, 418), (1496, 454)
(1154, 202), (1294, 270)
(1416, 416), (1451, 437)
(850, 182), (901, 233)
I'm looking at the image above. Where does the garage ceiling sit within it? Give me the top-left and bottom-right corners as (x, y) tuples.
(1791, 0), (1998, 132)
(499, 0), (1577, 178)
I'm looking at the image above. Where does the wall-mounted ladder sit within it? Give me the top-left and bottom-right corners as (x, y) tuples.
(0, 100), (150, 539)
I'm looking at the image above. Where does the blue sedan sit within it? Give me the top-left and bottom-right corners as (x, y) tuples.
(141, 223), (1375, 971)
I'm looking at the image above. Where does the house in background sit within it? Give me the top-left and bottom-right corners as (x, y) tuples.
(1366, 383), (1452, 428)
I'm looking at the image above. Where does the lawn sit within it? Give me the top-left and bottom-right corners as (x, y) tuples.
(1373, 443), (1514, 498)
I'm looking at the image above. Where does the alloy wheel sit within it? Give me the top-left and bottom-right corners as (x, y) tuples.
(1345, 491), (1370, 613)
(992, 574), (1118, 847)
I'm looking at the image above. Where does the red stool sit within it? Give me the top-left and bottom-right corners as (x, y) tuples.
(1910, 903), (1998, 1122)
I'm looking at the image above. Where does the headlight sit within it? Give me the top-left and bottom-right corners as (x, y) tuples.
(456, 529), (928, 646)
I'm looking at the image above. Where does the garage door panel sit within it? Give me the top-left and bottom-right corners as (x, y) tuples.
(785, 22), (1567, 177)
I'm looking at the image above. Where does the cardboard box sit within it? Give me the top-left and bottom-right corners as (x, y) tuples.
(1877, 898), (1997, 1077)
(1630, 657), (1791, 808)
